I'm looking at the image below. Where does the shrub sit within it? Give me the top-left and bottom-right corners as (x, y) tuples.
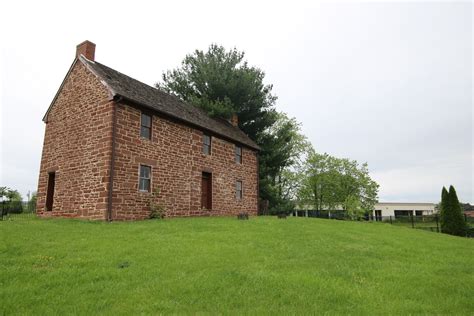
(5, 201), (23, 214)
(440, 186), (467, 237)
(149, 188), (165, 219)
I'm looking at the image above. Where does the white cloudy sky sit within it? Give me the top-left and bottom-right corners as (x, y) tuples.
(1, 0), (472, 203)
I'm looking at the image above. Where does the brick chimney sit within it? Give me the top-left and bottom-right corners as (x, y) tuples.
(230, 113), (239, 127)
(76, 40), (96, 61)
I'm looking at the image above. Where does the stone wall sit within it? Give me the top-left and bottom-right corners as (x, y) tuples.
(36, 61), (113, 219)
(111, 102), (258, 220)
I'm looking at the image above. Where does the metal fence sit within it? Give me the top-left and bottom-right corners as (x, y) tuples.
(291, 210), (474, 236)
(0, 200), (37, 221)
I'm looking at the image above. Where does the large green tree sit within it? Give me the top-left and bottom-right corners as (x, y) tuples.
(440, 185), (467, 237)
(158, 45), (306, 210)
(157, 44), (277, 141)
(258, 113), (310, 211)
(298, 150), (379, 214)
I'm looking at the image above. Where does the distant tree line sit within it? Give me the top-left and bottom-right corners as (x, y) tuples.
(0, 187), (36, 213)
(157, 44), (379, 215)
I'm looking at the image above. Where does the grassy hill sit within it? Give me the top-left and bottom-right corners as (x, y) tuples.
(1, 216), (473, 314)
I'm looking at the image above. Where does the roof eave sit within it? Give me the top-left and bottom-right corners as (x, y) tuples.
(79, 55), (117, 99)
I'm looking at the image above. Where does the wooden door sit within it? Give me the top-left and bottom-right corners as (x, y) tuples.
(201, 172), (212, 210)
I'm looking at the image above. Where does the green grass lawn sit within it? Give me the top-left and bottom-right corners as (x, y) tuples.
(1, 217), (473, 315)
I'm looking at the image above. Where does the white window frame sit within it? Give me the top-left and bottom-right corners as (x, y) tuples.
(235, 145), (242, 164)
(139, 165), (151, 192)
(202, 134), (211, 155)
(140, 112), (152, 140)
(236, 180), (243, 200)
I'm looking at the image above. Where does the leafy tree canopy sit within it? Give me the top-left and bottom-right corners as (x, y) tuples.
(298, 150), (379, 213)
(258, 113), (311, 211)
(0, 187), (22, 202)
(157, 44), (277, 141)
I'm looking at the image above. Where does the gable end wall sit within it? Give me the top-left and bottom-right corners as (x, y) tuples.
(36, 61), (114, 219)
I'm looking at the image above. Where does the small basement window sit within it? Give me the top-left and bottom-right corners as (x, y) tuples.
(139, 165), (151, 192)
(202, 134), (211, 155)
(236, 180), (243, 200)
(140, 113), (152, 139)
(235, 145), (242, 164)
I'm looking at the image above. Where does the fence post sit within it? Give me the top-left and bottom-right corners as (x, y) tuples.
(436, 215), (439, 233)
(389, 216), (392, 225)
(411, 215), (415, 229)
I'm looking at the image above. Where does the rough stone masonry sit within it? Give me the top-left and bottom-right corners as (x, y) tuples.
(36, 41), (259, 220)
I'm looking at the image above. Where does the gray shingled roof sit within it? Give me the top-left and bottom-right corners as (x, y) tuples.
(81, 56), (259, 150)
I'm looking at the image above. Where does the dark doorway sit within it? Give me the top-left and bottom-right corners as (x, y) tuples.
(375, 210), (382, 221)
(46, 172), (56, 212)
(201, 172), (212, 210)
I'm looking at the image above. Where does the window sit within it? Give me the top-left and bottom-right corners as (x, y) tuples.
(140, 113), (152, 139)
(394, 210), (413, 218)
(236, 180), (242, 200)
(235, 145), (242, 164)
(139, 165), (151, 192)
(202, 134), (211, 155)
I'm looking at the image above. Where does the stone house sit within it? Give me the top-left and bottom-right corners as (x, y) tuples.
(36, 41), (259, 220)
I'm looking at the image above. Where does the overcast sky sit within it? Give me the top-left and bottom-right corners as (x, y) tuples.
(1, 0), (472, 203)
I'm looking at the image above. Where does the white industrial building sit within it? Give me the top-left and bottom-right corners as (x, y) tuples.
(294, 202), (437, 219)
(373, 202), (436, 218)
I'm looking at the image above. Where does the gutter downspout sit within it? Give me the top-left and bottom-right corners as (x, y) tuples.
(107, 96), (120, 221)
